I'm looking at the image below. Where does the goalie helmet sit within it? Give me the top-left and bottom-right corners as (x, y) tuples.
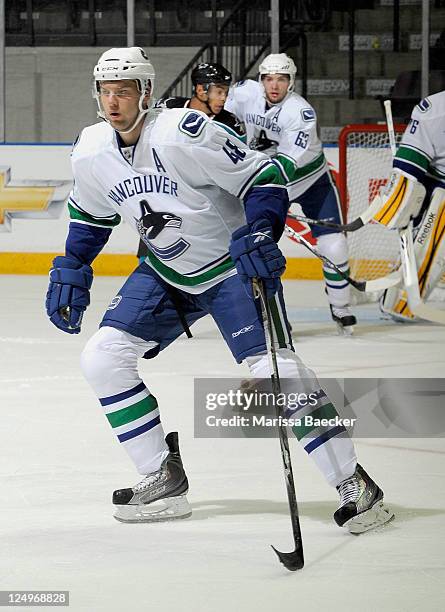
(191, 62), (232, 92)
(258, 53), (297, 92)
(93, 47), (155, 133)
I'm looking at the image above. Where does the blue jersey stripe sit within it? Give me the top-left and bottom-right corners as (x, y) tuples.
(304, 425), (346, 454)
(100, 382), (147, 407)
(325, 281), (350, 290)
(393, 159), (426, 182)
(117, 415), (161, 442)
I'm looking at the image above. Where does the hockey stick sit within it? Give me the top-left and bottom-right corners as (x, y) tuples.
(398, 225), (445, 324)
(384, 100), (445, 324)
(287, 212), (358, 231)
(253, 279), (304, 571)
(284, 223), (402, 293)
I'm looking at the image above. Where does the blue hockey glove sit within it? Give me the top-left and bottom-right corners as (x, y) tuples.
(229, 220), (286, 299)
(45, 256), (93, 334)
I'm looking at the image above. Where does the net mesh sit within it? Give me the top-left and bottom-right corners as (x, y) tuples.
(341, 125), (445, 303)
(343, 127), (404, 280)
(340, 126), (405, 302)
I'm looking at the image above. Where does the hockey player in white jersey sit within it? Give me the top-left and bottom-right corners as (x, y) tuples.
(137, 61), (245, 261)
(225, 53), (356, 333)
(368, 91), (445, 320)
(45, 47), (392, 534)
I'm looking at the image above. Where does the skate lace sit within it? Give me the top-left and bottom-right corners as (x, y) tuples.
(337, 475), (360, 506)
(133, 470), (163, 493)
(332, 306), (352, 318)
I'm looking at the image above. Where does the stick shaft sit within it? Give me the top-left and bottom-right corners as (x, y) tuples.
(253, 280), (304, 568)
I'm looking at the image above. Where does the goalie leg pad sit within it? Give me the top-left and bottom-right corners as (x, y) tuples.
(413, 186), (445, 301)
(381, 187), (445, 320)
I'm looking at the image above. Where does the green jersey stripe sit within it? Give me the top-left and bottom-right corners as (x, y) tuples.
(292, 402), (338, 440)
(323, 267), (350, 282)
(395, 146), (430, 171)
(428, 167), (445, 180)
(68, 202), (121, 228)
(238, 162), (287, 199)
(106, 395), (158, 428)
(146, 250), (235, 286)
(277, 152), (326, 183)
(269, 298), (287, 348)
(251, 163), (287, 188)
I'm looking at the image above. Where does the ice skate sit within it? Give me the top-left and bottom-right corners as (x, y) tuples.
(330, 305), (357, 336)
(334, 464), (394, 534)
(113, 432), (192, 523)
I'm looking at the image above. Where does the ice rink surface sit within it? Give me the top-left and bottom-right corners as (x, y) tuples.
(1, 275), (444, 612)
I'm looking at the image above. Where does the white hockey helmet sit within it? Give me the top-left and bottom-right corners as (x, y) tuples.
(93, 47), (155, 133)
(258, 53), (297, 92)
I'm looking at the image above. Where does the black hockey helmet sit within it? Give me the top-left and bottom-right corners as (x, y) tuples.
(191, 62), (232, 88)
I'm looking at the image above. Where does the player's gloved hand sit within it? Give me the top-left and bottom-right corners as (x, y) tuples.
(229, 220), (286, 299)
(45, 256), (93, 334)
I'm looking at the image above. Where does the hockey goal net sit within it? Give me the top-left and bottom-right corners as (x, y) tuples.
(338, 123), (445, 303)
(338, 124), (406, 287)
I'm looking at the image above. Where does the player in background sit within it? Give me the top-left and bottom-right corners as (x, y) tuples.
(225, 53), (356, 334)
(157, 62), (245, 142)
(137, 61), (245, 261)
(45, 47), (392, 534)
(370, 91), (445, 320)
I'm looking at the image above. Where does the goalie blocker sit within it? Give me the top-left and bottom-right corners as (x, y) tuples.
(381, 187), (445, 320)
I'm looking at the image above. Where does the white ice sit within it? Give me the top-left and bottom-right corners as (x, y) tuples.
(1, 276), (444, 612)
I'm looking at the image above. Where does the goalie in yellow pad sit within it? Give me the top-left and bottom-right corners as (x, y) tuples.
(366, 90), (445, 321)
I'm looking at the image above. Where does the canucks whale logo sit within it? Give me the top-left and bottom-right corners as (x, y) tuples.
(134, 199), (190, 261)
(135, 199), (182, 239)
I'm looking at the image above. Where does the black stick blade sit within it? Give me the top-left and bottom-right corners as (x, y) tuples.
(271, 545), (304, 571)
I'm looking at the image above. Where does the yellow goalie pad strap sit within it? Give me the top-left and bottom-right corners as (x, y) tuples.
(371, 170), (426, 229)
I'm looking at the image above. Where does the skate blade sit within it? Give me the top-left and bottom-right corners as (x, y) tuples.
(113, 494), (192, 523)
(345, 501), (394, 534)
(335, 322), (354, 336)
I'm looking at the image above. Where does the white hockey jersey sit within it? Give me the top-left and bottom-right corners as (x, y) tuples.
(68, 107), (287, 293)
(394, 90), (445, 186)
(225, 79), (328, 200)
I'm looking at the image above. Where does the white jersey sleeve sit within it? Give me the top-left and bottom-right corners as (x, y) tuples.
(274, 102), (326, 189)
(393, 91), (445, 186)
(224, 79), (257, 120)
(69, 125), (121, 229)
